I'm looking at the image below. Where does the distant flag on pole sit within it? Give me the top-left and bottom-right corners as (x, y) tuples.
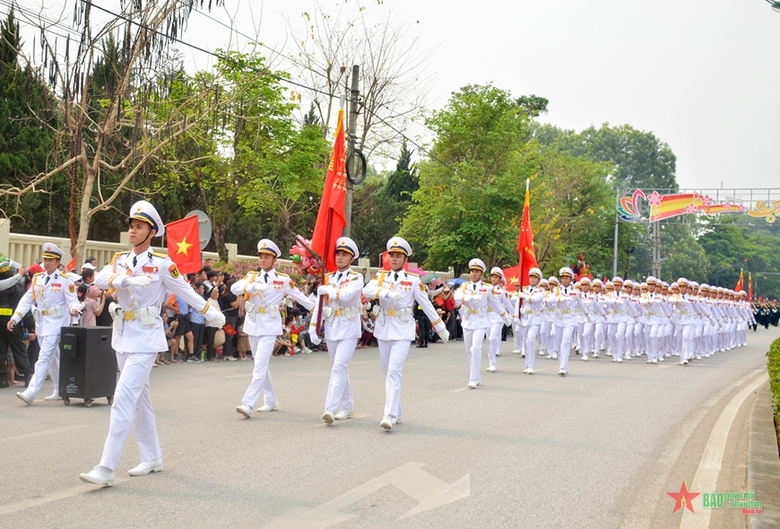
(748, 273), (753, 300)
(735, 268), (744, 292)
(504, 179), (538, 288)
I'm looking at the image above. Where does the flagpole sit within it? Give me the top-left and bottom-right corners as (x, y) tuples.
(315, 209), (332, 336)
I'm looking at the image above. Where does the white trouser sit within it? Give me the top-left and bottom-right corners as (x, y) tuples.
(614, 322), (626, 360)
(624, 323), (635, 356)
(488, 322), (503, 367)
(607, 323), (617, 354)
(552, 324), (563, 354)
(241, 335), (277, 408)
(99, 351), (160, 471)
(633, 322), (645, 354)
(539, 321), (551, 354)
(681, 324), (695, 360)
(593, 322), (605, 353)
(378, 339), (411, 420)
(559, 325), (575, 371)
(23, 334), (60, 400)
(324, 338), (356, 413)
(513, 322), (525, 353)
(463, 327), (487, 382)
(524, 324), (540, 369)
(581, 322), (594, 355)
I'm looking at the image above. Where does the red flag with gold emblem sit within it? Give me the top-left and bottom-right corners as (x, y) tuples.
(748, 273), (753, 300)
(734, 268), (744, 292)
(166, 215), (201, 274)
(310, 108), (347, 273)
(515, 179), (538, 289)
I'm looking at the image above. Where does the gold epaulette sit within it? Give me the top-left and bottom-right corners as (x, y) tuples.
(151, 251), (168, 259)
(406, 272), (418, 277)
(276, 271), (289, 278)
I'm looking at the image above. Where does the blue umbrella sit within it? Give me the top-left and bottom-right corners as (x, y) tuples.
(447, 278), (464, 288)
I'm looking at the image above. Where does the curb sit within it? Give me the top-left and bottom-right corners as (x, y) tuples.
(748, 381), (780, 529)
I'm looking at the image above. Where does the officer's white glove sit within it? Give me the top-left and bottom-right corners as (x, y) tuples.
(205, 305), (226, 328)
(387, 291), (403, 303)
(317, 285), (336, 296)
(438, 328), (450, 343)
(247, 282), (270, 294)
(502, 314), (513, 326)
(108, 302), (121, 320)
(123, 275), (152, 289)
(309, 328), (321, 345)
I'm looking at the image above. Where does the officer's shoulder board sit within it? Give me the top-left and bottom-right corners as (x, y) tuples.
(110, 251), (129, 266)
(276, 271), (289, 278)
(151, 251), (168, 259)
(406, 271), (419, 277)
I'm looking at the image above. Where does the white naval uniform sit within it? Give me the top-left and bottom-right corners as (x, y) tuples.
(232, 269), (314, 409)
(487, 284), (511, 369)
(553, 284), (586, 372)
(363, 270), (445, 421)
(94, 250), (218, 471)
(11, 272), (80, 401)
(310, 269), (364, 415)
(518, 287), (544, 369)
(453, 280), (509, 384)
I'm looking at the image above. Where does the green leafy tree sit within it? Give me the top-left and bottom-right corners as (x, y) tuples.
(401, 84), (535, 274)
(534, 122), (678, 191)
(0, 9), (63, 233)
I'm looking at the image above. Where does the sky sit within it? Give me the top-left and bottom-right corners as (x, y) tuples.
(10, 0), (780, 194)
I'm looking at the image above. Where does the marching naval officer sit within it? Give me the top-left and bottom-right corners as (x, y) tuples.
(362, 237), (449, 430)
(453, 259), (512, 388)
(309, 237), (364, 424)
(79, 201), (225, 486)
(233, 239), (314, 418)
(9, 243), (81, 404)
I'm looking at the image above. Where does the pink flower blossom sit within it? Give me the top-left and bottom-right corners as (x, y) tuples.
(701, 195), (713, 207)
(648, 191), (663, 207)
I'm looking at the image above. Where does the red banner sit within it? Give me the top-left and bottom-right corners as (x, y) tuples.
(513, 181), (538, 289)
(166, 215), (201, 274)
(310, 109), (347, 273)
(735, 268), (744, 292)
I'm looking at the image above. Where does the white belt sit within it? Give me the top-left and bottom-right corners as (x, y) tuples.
(323, 306), (358, 321)
(40, 305), (65, 317)
(245, 301), (279, 319)
(377, 307), (411, 322)
(463, 307), (486, 319)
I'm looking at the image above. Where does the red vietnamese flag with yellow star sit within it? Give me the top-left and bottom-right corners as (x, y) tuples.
(166, 215), (201, 274)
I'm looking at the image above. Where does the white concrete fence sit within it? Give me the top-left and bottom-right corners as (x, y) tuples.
(0, 219), (455, 281)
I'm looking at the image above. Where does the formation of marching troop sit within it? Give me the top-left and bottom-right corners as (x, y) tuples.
(496, 267), (756, 376)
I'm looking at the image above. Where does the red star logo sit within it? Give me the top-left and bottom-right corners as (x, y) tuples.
(667, 480), (700, 513)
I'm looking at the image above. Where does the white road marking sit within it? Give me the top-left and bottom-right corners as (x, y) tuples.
(0, 479), (129, 515)
(262, 461), (469, 529)
(679, 371), (768, 529)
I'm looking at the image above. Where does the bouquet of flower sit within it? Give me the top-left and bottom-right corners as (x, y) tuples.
(289, 235), (324, 278)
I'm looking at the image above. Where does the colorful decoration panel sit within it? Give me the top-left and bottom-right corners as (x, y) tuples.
(617, 190), (775, 223)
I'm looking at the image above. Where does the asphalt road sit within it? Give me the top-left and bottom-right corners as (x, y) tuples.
(1, 327), (777, 529)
